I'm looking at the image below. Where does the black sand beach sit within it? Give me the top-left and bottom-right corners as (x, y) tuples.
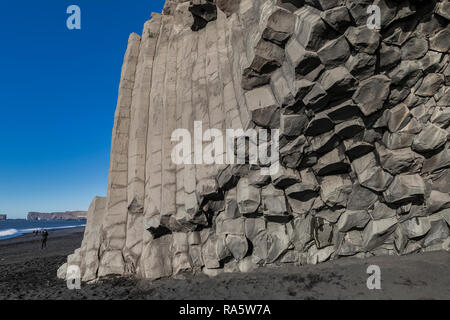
(0, 228), (449, 300)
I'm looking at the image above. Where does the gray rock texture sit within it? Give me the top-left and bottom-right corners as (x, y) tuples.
(59, 0), (450, 282)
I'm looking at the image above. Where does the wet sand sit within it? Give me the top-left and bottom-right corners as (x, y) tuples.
(0, 228), (449, 300)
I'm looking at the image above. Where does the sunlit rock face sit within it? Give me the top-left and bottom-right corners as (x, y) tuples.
(58, 0), (450, 281)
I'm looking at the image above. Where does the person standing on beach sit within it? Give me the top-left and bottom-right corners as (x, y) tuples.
(41, 229), (48, 249)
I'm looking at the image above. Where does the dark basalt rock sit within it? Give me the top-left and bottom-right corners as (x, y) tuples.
(189, 0), (217, 31)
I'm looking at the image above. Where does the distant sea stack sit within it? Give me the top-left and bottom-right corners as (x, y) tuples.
(27, 211), (87, 221)
(0, 214), (6, 221)
(59, 0), (450, 282)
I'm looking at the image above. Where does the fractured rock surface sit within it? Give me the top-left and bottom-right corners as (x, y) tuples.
(59, 0), (450, 281)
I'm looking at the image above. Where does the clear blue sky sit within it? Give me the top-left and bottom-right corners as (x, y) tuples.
(0, 0), (165, 218)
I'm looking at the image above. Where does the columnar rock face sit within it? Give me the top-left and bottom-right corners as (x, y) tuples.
(59, 0), (450, 281)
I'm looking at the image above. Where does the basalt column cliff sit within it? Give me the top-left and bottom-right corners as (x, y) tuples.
(59, 0), (450, 282)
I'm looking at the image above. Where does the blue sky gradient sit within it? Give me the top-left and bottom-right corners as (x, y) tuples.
(0, 0), (165, 218)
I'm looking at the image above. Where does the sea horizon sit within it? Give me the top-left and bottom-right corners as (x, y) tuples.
(0, 219), (86, 240)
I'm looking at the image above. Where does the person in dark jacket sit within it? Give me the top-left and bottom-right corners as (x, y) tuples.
(41, 229), (48, 249)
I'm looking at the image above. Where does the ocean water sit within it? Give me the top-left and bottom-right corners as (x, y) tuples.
(0, 219), (86, 240)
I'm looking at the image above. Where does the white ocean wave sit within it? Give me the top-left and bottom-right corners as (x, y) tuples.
(39, 225), (85, 231)
(19, 228), (41, 233)
(0, 229), (19, 237)
(0, 224), (85, 240)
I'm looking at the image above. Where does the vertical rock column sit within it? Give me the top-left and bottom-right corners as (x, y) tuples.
(98, 33), (141, 277)
(160, 14), (179, 226)
(192, 27), (211, 201)
(57, 196), (107, 282)
(204, 15), (226, 192)
(174, 4), (194, 226)
(141, 14), (175, 280)
(181, 21), (200, 225)
(80, 197), (107, 281)
(173, 4), (197, 274)
(124, 14), (163, 274)
(217, 10), (243, 132)
(229, 9), (251, 129)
